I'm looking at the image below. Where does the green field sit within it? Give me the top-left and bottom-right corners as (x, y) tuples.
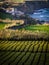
(0, 22), (6, 30)
(0, 40), (49, 65)
(0, 12), (13, 30)
(20, 25), (49, 32)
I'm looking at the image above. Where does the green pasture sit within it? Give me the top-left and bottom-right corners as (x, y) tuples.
(20, 25), (49, 32)
(0, 22), (6, 30)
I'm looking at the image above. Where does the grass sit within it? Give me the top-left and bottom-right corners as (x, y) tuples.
(0, 22), (11, 30)
(0, 12), (14, 30)
(0, 41), (49, 52)
(0, 40), (49, 65)
(20, 25), (49, 33)
(0, 22), (6, 30)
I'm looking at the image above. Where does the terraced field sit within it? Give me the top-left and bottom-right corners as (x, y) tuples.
(0, 40), (49, 65)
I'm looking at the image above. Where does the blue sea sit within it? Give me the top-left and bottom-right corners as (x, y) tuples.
(29, 8), (49, 21)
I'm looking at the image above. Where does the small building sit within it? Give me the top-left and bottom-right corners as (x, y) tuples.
(6, 7), (24, 16)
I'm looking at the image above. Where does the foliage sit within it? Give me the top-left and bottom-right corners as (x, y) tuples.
(0, 12), (13, 19)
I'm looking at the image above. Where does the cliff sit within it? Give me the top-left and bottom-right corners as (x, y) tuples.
(16, 1), (49, 14)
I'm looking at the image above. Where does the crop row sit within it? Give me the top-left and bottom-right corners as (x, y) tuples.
(0, 41), (49, 53)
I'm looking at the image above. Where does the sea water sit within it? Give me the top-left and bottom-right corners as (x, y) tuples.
(29, 8), (49, 21)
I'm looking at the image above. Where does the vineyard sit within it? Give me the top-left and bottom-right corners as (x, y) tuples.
(0, 40), (49, 65)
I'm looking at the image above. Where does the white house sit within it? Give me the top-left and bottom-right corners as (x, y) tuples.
(6, 8), (24, 16)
